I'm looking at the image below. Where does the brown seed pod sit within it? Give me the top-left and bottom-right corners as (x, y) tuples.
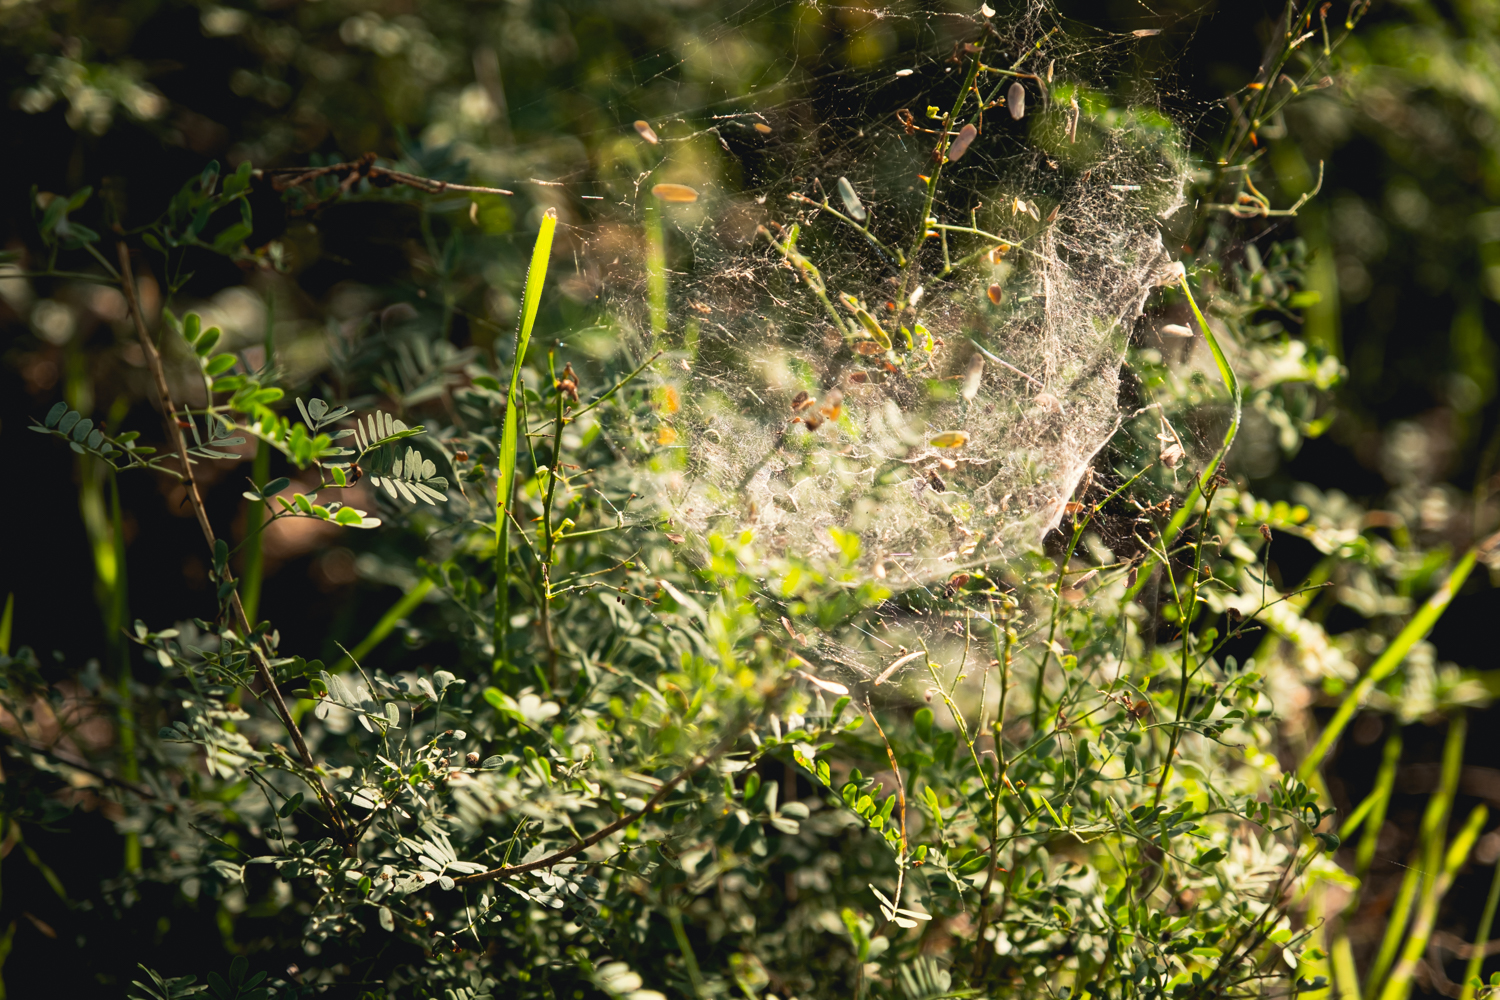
(987, 284), (1003, 305)
(753, 122), (772, 134)
(465, 752), (480, 766)
(790, 390), (814, 412)
(1007, 81), (1026, 120)
(947, 122), (978, 162)
(634, 120), (659, 144)
(855, 340), (885, 355)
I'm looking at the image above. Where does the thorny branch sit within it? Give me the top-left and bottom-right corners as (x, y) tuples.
(115, 239), (354, 852)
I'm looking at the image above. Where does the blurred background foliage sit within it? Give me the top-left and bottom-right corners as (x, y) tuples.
(6, 0), (1500, 996)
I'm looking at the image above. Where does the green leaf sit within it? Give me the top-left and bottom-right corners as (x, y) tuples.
(956, 854), (988, 875)
(854, 307), (892, 350)
(66, 186), (94, 211)
(63, 223), (100, 245)
(70, 417), (94, 442)
(44, 401), (68, 428)
(194, 327), (221, 356)
(39, 196), (66, 236)
(334, 507), (363, 525)
(223, 161), (253, 196)
(189, 203), (213, 237)
(212, 223), (253, 253)
(58, 409), (81, 434)
(183, 313), (202, 345)
(278, 792), (304, 818)
(914, 707), (933, 742)
(495, 209), (558, 669)
(204, 354), (237, 377)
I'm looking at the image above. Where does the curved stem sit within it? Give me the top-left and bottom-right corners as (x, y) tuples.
(115, 239), (352, 851)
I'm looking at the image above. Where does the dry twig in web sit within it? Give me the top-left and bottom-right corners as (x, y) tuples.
(256, 151), (513, 206)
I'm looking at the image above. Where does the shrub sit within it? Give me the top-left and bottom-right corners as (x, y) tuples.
(3, 3), (1493, 999)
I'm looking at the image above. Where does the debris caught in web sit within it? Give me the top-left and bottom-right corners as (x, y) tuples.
(582, 3), (1190, 687)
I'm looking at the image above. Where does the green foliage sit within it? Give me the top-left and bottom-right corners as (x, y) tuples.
(4, 3), (1497, 999)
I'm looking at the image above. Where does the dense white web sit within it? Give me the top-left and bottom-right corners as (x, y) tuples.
(537, 1), (1201, 689)
(576, 2), (1189, 595)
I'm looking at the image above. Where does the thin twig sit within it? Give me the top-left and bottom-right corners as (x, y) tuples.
(256, 154), (513, 197)
(1, 734), (158, 799)
(451, 721), (748, 885)
(114, 239), (352, 850)
(864, 698), (907, 856)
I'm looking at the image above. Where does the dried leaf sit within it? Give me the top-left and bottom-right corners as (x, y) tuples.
(651, 183), (699, 203)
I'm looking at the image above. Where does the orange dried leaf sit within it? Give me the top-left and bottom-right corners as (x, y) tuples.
(651, 183), (699, 203)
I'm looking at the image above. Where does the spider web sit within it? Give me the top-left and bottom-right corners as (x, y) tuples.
(564, 0), (1196, 688)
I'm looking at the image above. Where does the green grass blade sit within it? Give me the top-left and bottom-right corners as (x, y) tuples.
(1379, 800), (1488, 1000)
(1298, 549), (1476, 781)
(1353, 730), (1402, 879)
(644, 203), (666, 351)
(1460, 846), (1500, 999)
(331, 577), (435, 673)
(0, 592), (11, 656)
(1366, 714), (1466, 998)
(1330, 933), (1360, 999)
(1124, 271), (1241, 601)
(241, 292), (275, 625)
(494, 208), (557, 672)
